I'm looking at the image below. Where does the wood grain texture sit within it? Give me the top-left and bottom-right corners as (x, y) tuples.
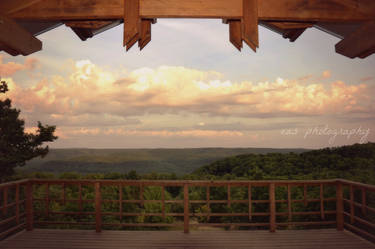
(335, 21), (375, 58)
(229, 20), (242, 51)
(124, 0), (140, 49)
(9, 0), (375, 21)
(242, 0), (258, 52)
(0, 16), (42, 55)
(1, 229), (374, 249)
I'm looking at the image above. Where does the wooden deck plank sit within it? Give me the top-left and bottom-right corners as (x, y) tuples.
(1, 229), (374, 249)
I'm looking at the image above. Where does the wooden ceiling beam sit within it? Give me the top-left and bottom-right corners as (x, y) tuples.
(335, 21), (375, 59)
(9, 0), (375, 22)
(0, 16), (42, 56)
(0, 0), (42, 14)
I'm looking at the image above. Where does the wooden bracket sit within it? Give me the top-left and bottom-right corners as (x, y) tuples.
(225, 0), (258, 52)
(335, 21), (375, 59)
(242, 0), (258, 52)
(124, 0), (154, 51)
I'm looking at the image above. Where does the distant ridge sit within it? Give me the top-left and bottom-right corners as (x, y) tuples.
(21, 147), (309, 175)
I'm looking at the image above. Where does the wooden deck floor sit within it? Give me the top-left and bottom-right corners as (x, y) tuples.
(1, 229), (374, 249)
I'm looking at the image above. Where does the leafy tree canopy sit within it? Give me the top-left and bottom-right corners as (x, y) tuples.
(0, 79), (57, 181)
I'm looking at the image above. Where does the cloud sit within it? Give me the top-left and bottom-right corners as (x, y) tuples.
(322, 70), (331, 79)
(0, 55), (38, 77)
(5, 60), (373, 127)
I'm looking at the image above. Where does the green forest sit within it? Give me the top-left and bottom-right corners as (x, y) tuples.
(1, 143), (374, 233)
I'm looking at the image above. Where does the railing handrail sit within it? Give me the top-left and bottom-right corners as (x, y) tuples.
(337, 179), (375, 191)
(1, 178), (374, 188)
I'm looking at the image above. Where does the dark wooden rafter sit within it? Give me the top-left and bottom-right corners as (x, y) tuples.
(1, 0), (374, 58)
(261, 21), (315, 42)
(0, 15), (42, 56)
(65, 20), (121, 41)
(335, 21), (375, 59)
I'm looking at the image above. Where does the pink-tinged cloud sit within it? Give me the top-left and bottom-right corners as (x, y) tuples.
(322, 70), (331, 79)
(0, 55), (38, 77)
(4, 60), (374, 131)
(65, 128), (243, 137)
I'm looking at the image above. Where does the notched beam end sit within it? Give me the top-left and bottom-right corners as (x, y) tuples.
(229, 20), (242, 51)
(335, 21), (375, 59)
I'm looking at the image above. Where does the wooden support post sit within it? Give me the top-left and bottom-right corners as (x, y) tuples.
(242, 0), (258, 52)
(336, 182), (344, 231)
(26, 183), (33, 231)
(349, 185), (354, 224)
(269, 183), (276, 232)
(361, 187), (367, 215)
(95, 182), (102, 233)
(15, 184), (20, 224)
(2, 187), (8, 216)
(320, 184), (325, 220)
(287, 184), (292, 221)
(229, 20), (242, 51)
(303, 184), (307, 207)
(184, 184), (189, 233)
(248, 184), (252, 221)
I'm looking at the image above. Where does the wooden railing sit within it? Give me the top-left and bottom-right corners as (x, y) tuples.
(0, 179), (29, 239)
(0, 179), (374, 241)
(340, 179), (375, 242)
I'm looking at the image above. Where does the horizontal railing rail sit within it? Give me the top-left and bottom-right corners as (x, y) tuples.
(338, 179), (375, 242)
(0, 179), (29, 240)
(0, 178), (374, 242)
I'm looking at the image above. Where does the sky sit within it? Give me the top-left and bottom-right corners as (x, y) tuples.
(1, 19), (374, 149)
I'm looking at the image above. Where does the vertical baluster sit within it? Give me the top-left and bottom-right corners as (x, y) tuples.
(45, 183), (49, 218)
(336, 182), (344, 231)
(16, 184), (20, 224)
(227, 184), (231, 208)
(361, 187), (367, 215)
(320, 184), (325, 220)
(26, 182), (33, 231)
(287, 184), (292, 222)
(248, 184), (252, 221)
(95, 182), (101, 233)
(206, 184), (210, 220)
(184, 184), (189, 233)
(119, 184), (123, 222)
(62, 183), (66, 205)
(2, 186), (8, 216)
(350, 185), (354, 224)
(303, 183), (307, 207)
(140, 184), (144, 208)
(161, 185), (165, 219)
(79, 183), (82, 212)
(269, 183), (276, 232)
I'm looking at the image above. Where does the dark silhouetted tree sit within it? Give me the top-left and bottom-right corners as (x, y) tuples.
(0, 80), (57, 181)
